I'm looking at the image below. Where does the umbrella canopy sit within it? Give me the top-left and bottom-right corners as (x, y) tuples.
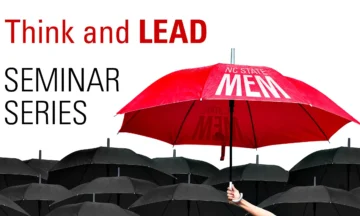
(47, 147), (174, 189)
(117, 63), (359, 182)
(203, 163), (289, 205)
(289, 147), (360, 190)
(24, 159), (58, 181)
(0, 194), (29, 216)
(129, 183), (245, 216)
(259, 185), (360, 216)
(50, 176), (158, 209)
(0, 183), (72, 216)
(351, 187), (360, 198)
(46, 202), (139, 216)
(0, 157), (40, 190)
(118, 63), (358, 148)
(152, 157), (219, 184)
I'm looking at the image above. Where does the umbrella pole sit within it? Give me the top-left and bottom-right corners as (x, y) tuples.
(38, 201), (41, 216)
(229, 48), (235, 187)
(39, 150), (42, 160)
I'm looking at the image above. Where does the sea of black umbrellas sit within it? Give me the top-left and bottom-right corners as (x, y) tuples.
(1, 139), (360, 216)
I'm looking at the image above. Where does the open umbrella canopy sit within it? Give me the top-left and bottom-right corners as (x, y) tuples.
(351, 187), (360, 198)
(289, 147), (360, 190)
(129, 183), (245, 216)
(50, 176), (158, 209)
(47, 147), (174, 189)
(0, 194), (29, 216)
(46, 202), (139, 216)
(24, 159), (58, 181)
(259, 185), (360, 216)
(152, 157), (219, 184)
(118, 63), (359, 149)
(203, 163), (289, 205)
(0, 183), (72, 216)
(0, 158), (40, 190)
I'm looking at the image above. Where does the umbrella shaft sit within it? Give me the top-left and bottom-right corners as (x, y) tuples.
(229, 100), (234, 181)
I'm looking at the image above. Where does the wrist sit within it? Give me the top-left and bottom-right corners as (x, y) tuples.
(232, 193), (243, 203)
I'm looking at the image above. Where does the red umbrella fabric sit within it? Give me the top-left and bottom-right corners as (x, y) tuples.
(118, 63), (358, 150)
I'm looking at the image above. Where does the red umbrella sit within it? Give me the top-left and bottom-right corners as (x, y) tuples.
(117, 59), (359, 183)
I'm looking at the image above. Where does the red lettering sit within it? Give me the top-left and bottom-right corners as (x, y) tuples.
(192, 115), (241, 142)
(4, 19), (20, 43)
(192, 116), (213, 140)
(84, 26), (96, 43)
(61, 20), (74, 43)
(169, 20), (188, 43)
(116, 20), (128, 43)
(190, 19), (206, 43)
(139, 20), (152, 43)
(154, 19), (168, 43)
(23, 19), (35, 43)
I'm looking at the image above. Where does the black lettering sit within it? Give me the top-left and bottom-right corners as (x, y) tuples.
(52, 100), (56, 124)
(192, 116), (212, 140)
(22, 100), (33, 124)
(36, 101), (49, 124)
(59, 100), (71, 124)
(22, 68), (33, 92)
(5, 68), (18, 92)
(74, 100), (87, 125)
(87, 68), (104, 91)
(69, 68), (84, 91)
(36, 68), (57, 91)
(106, 68), (119, 91)
(5, 100), (18, 125)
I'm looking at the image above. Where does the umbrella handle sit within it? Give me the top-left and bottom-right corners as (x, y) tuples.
(229, 181), (233, 189)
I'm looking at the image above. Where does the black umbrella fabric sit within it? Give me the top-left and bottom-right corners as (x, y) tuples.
(47, 147), (175, 189)
(258, 185), (360, 216)
(0, 183), (72, 216)
(24, 159), (58, 182)
(152, 157), (219, 184)
(203, 163), (289, 205)
(0, 158), (40, 190)
(351, 187), (360, 198)
(289, 147), (360, 190)
(0, 194), (29, 216)
(46, 202), (139, 216)
(50, 176), (158, 209)
(129, 183), (245, 216)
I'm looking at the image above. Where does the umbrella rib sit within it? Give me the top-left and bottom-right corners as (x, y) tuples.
(298, 104), (329, 141)
(173, 101), (196, 144)
(246, 101), (258, 149)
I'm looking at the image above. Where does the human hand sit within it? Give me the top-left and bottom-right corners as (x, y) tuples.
(227, 184), (241, 203)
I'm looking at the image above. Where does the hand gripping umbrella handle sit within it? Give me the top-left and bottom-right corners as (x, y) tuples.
(229, 181), (233, 189)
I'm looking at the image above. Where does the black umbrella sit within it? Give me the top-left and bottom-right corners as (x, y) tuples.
(50, 176), (158, 209)
(258, 185), (360, 216)
(47, 147), (175, 189)
(46, 202), (139, 216)
(0, 183), (72, 216)
(0, 194), (29, 216)
(152, 157), (219, 184)
(289, 146), (360, 190)
(0, 157), (40, 190)
(203, 161), (289, 205)
(24, 159), (58, 182)
(351, 187), (360, 198)
(129, 183), (245, 216)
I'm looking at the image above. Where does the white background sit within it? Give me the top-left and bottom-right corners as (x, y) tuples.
(0, 0), (359, 170)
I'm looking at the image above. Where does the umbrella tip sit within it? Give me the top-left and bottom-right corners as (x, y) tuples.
(39, 150), (42, 160)
(256, 154), (259, 164)
(107, 138), (110, 147)
(230, 48), (235, 64)
(348, 138), (351, 147)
